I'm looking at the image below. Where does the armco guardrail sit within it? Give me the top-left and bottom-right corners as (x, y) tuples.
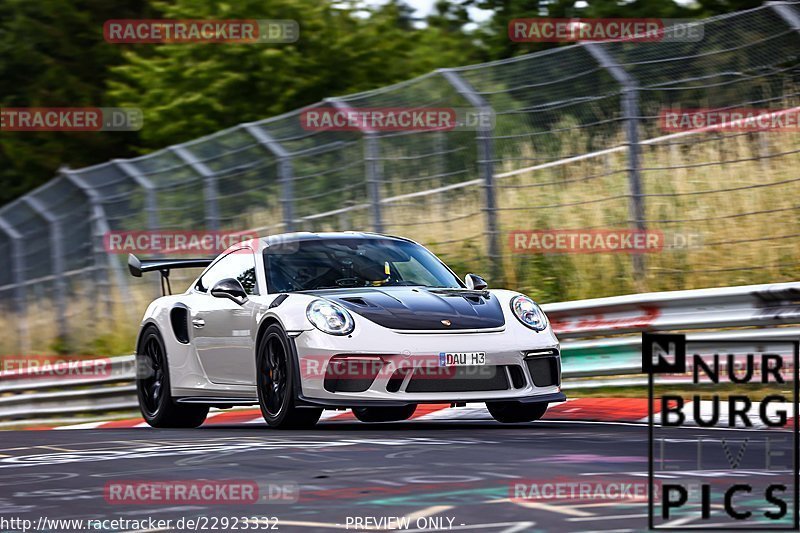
(542, 281), (800, 338)
(0, 356), (138, 426)
(1, 281), (799, 426)
(561, 327), (800, 378)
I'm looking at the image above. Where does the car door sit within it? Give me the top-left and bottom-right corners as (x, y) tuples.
(191, 249), (259, 385)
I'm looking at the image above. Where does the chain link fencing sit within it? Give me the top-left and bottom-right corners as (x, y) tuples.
(1, 2), (799, 354)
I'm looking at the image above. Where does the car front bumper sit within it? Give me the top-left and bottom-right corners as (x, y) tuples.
(290, 325), (564, 406)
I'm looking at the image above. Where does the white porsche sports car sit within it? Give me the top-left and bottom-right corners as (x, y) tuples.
(129, 232), (564, 428)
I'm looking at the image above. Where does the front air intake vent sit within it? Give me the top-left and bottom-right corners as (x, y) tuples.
(508, 365), (526, 389)
(525, 357), (560, 387)
(324, 356), (384, 393)
(386, 368), (409, 392)
(406, 365), (510, 392)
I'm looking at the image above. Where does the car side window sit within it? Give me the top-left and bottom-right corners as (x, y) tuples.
(195, 250), (258, 295)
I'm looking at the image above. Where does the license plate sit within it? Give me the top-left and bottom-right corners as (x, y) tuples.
(438, 352), (486, 367)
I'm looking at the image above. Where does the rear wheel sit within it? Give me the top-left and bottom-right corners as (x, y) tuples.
(136, 326), (208, 428)
(257, 324), (322, 429)
(486, 401), (548, 423)
(352, 405), (417, 423)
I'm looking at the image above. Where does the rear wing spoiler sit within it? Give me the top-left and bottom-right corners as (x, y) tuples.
(128, 254), (213, 295)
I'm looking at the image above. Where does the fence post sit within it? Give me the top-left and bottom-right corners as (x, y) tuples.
(327, 99), (384, 233)
(0, 216), (29, 353)
(438, 69), (502, 284)
(22, 196), (69, 345)
(114, 159), (160, 231)
(243, 123), (295, 231)
(585, 43), (646, 282)
(62, 168), (131, 320)
(113, 159), (162, 297)
(170, 146), (220, 231)
(769, 1), (800, 30)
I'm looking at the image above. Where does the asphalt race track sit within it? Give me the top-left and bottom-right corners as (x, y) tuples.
(0, 418), (790, 533)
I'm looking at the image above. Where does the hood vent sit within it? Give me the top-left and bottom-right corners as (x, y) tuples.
(341, 297), (372, 307)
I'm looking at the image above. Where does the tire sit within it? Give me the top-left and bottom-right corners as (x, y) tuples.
(257, 324), (322, 429)
(136, 326), (209, 428)
(486, 401), (548, 423)
(352, 405), (417, 423)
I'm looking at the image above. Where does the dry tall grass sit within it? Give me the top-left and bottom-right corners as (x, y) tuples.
(381, 129), (800, 303)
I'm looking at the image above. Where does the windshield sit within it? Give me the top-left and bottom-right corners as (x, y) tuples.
(264, 237), (463, 292)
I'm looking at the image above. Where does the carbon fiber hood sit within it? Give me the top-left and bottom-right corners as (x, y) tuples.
(309, 287), (506, 331)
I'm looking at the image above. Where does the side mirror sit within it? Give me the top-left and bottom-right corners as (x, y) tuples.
(465, 273), (488, 290)
(211, 278), (248, 305)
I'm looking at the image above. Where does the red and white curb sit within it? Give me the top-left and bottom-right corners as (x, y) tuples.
(26, 397), (795, 430)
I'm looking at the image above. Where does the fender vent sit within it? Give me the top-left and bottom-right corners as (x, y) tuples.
(170, 306), (190, 344)
(269, 294), (289, 308)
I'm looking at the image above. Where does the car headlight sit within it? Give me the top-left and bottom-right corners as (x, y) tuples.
(510, 295), (548, 331)
(306, 299), (355, 336)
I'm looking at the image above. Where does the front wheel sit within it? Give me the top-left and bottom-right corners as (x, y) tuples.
(352, 405), (417, 423)
(136, 326), (208, 428)
(257, 324), (322, 429)
(486, 401), (548, 423)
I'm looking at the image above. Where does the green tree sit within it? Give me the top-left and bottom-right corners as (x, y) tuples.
(108, 0), (484, 148)
(0, 0), (151, 203)
(465, 0), (745, 59)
